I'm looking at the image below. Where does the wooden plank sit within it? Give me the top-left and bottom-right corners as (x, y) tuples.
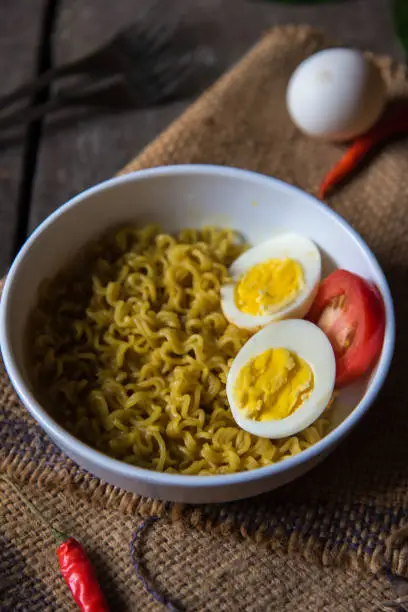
(30, 0), (402, 230)
(0, 0), (47, 274)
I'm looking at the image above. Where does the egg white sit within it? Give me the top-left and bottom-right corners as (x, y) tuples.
(286, 48), (386, 142)
(221, 233), (321, 330)
(226, 319), (336, 439)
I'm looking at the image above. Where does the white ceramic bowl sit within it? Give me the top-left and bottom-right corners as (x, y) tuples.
(0, 165), (395, 504)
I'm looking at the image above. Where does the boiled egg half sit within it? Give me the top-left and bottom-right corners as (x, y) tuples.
(226, 319), (336, 439)
(221, 233), (321, 330)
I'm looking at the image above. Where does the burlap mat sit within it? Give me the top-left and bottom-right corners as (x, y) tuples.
(2, 25), (408, 610)
(0, 476), (400, 611)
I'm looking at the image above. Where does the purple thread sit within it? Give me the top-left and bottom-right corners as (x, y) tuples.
(129, 517), (182, 612)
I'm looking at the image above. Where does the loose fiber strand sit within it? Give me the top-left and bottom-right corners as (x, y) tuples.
(129, 517), (182, 612)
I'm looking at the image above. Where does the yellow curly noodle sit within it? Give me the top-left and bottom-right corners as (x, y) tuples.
(29, 225), (329, 475)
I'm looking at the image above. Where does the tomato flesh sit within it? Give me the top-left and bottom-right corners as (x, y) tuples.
(307, 270), (385, 387)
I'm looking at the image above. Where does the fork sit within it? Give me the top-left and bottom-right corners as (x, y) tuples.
(0, 20), (215, 130)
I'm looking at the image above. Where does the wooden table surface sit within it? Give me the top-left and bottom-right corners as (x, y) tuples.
(0, 0), (402, 277)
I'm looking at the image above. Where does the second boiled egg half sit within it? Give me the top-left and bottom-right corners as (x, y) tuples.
(226, 320), (336, 439)
(221, 232), (321, 330)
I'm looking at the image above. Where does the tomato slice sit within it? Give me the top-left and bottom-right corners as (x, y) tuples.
(307, 269), (385, 387)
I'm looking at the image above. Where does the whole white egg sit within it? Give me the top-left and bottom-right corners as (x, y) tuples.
(286, 48), (386, 142)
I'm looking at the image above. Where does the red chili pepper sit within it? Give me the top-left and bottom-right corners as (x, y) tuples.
(318, 107), (408, 199)
(4, 477), (109, 612)
(57, 537), (109, 612)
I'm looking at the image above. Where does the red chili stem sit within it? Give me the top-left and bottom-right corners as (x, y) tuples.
(4, 476), (67, 540)
(318, 109), (408, 199)
(3, 477), (109, 612)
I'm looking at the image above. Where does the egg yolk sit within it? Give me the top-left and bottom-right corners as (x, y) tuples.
(234, 258), (304, 316)
(234, 347), (314, 421)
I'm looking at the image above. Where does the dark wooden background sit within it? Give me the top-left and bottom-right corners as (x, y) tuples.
(0, 0), (402, 277)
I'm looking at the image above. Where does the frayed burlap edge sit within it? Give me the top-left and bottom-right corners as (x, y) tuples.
(3, 456), (408, 582)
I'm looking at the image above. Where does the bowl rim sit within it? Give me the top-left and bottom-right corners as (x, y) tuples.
(0, 164), (396, 489)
